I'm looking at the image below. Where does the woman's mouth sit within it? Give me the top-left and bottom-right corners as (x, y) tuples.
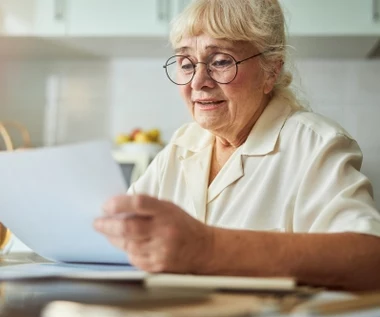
(194, 100), (225, 111)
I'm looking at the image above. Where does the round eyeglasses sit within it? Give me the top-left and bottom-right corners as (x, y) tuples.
(163, 52), (264, 85)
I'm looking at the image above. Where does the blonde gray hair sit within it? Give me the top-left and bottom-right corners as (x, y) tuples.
(170, 0), (306, 111)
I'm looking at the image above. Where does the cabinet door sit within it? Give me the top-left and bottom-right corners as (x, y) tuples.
(171, 0), (191, 16)
(280, 0), (380, 35)
(0, 0), (37, 35)
(66, 0), (170, 36)
(34, 0), (67, 35)
(0, 0), (66, 35)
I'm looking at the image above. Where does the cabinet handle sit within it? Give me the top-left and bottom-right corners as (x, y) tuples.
(54, 0), (65, 21)
(167, 0), (172, 21)
(157, 0), (166, 21)
(158, 0), (171, 22)
(374, 0), (380, 21)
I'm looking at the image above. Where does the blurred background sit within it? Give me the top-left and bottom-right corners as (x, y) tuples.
(0, 1), (379, 218)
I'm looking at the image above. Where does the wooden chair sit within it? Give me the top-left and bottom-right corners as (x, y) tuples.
(0, 121), (32, 253)
(0, 120), (32, 151)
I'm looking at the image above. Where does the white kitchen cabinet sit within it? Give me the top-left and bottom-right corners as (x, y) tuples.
(66, 0), (192, 36)
(1, 0), (379, 37)
(0, 0), (37, 35)
(66, 0), (175, 36)
(280, 0), (380, 35)
(0, 0), (191, 37)
(67, 0), (380, 37)
(34, 0), (67, 35)
(0, 0), (378, 59)
(0, 0), (66, 35)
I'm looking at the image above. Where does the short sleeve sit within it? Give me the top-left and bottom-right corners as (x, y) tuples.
(294, 135), (380, 237)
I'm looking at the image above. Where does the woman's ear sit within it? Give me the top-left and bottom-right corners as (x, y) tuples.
(263, 60), (283, 94)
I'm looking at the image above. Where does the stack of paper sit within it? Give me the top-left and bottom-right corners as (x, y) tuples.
(0, 261), (296, 291)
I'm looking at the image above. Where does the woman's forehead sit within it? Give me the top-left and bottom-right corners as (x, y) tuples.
(175, 35), (252, 55)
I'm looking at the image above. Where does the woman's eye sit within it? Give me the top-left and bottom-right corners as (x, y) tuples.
(181, 63), (194, 71)
(212, 59), (233, 68)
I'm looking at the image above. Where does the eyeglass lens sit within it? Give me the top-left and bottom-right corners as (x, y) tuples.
(164, 53), (238, 85)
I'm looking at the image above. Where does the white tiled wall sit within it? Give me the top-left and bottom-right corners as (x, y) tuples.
(0, 58), (379, 210)
(295, 60), (380, 208)
(0, 60), (112, 147)
(108, 59), (191, 142)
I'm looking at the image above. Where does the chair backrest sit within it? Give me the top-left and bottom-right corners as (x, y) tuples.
(0, 121), (32, 151)
(0, 121), (32, 254)
(0, 223), (12, 254)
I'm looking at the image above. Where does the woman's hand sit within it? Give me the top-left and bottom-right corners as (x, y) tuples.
(93, 194), (214, 273)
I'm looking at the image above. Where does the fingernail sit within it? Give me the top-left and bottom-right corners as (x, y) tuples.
(102, 202), (110, 213)
(103, 199), (117, 215)
(93, 218), (103, 230)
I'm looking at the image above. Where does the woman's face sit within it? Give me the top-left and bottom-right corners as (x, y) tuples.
(176, 34), (272, 137)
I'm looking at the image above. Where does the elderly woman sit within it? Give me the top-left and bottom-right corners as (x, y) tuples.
(94, 0), (380, 291)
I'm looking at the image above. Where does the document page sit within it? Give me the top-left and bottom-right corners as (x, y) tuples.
(0, 141), (130, 264)
(0, 262), (145, 281)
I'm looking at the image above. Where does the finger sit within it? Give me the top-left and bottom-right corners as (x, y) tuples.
(129, 252), (168, 273)
(129, 255), (156, 272)
(103, 194), (162, 217)
(130, 238), (172, 272)
(106, 236), (151, 256)
(102, 194), (134, 216)
(127, 237), (155, 256)
(107, 236), (130, 252)
(128, 247), (162, 272)
(107, 237), (154, 271)
(93, 216), (153, 240)
(112, 238), (170, 273)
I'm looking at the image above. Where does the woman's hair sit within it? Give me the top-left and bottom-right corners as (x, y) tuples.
(170, 0), (306, 111)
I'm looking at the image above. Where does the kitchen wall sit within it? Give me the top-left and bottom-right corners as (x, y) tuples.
(0, 59), (112, 147)
(0, 58), (379, 209)
(296, 60), (380, 210)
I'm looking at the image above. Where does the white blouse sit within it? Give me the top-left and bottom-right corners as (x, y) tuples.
(128, 96), (380, 237)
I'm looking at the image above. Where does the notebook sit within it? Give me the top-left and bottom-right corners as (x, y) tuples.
(0, 261), (296, 291)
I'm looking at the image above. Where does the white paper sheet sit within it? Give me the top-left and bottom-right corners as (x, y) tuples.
(0, 140), (130, 264)
(0, 263), (145, 281)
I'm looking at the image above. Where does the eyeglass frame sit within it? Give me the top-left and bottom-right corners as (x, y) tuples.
(163, 51), (266, 85)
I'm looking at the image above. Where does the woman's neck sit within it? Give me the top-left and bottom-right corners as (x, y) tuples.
(214, 96), (269, 149)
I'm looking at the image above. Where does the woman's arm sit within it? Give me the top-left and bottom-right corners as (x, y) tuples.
(203, 228), (380, 291)
(94, 194), (380, 292)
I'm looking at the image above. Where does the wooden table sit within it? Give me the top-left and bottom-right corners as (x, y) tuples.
(0, 253), (314, 317)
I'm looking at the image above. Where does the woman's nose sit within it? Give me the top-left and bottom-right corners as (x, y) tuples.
(190, 63), (216, 90)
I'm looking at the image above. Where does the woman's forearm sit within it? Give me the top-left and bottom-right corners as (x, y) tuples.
(200, 228), (380, 291)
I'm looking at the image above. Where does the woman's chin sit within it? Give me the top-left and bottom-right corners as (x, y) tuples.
(194, 117), (224, 131)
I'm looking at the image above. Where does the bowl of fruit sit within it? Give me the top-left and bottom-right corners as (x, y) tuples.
(115, 128), (164, 156)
